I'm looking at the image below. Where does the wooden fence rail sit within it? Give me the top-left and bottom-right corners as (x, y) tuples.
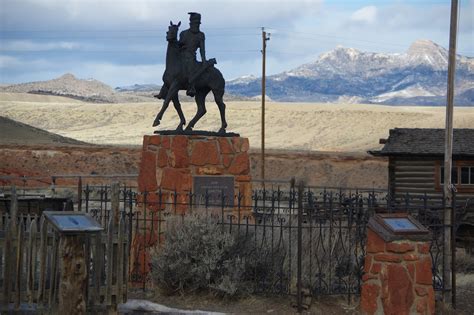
(0, 200), (128, 312)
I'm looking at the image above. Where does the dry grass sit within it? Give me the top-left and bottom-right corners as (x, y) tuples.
(2, 93), (474, 151)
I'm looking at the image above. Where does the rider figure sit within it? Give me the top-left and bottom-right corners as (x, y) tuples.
(179, 12), (206, 97)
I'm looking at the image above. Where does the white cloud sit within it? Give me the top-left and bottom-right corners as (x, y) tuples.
(4, 0), (323, 30)
(77, 62), (165, 86)
(0, 55), (21, 68)
(0, 55), (164, 86)
(350, 6), (377, 25)
(1, 40), (82, 51)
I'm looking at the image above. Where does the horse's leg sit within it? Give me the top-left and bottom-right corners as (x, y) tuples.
(152, 81), (179, 127)
(185, 90), (208, 131)
(213, 89), (227, 134)
(171, 94), (186, 131)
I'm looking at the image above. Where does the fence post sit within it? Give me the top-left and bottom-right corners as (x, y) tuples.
(10, 186), (18, 236)
(297, 180), (304, 313)
(78, 177), (83, 212)
(111, 182), (120, 227)
(15, 220), (24, 310)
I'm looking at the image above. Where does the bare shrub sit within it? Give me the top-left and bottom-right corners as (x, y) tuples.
(456, 249), (474, 274)
(150, 214), (286, 297)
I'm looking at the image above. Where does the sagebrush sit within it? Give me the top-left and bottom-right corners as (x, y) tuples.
(150, 214), (285, 296)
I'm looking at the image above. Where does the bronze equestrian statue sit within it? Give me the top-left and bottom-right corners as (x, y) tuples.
(153, 13), (228, 134)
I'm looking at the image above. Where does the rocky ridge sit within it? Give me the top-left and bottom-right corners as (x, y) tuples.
(226, 40), (474, 105)
(0, 73), (154, 103)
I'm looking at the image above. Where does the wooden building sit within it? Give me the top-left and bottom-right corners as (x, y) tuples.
(369, 128), (474, 248)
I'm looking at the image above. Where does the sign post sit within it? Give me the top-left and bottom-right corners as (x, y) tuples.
(43, 211), (103, 314)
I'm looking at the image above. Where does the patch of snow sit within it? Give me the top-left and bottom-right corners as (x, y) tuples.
(371, 84), (436, 102)
(118, 299), (225, 314)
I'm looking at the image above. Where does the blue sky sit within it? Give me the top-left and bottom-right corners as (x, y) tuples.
(0, 0), (473, 87)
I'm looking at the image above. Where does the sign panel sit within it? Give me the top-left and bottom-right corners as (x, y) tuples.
(193, 175), (234, 207)
(374, 213), (429, 235)
(383, 218), (418, 232)
(43, 211), (103, 234)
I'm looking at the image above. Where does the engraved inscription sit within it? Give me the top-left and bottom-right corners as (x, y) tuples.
(193, 176), (234, 207)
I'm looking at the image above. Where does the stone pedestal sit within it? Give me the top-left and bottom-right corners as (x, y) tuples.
(137, 134), (252, 212)
(131, 134), (252, 285)
(360, 227), (435, 315)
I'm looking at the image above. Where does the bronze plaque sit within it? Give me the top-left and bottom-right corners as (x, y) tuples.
(193, 175), (234, 207)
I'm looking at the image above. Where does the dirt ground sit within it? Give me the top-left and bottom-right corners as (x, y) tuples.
(127, 289), (360, 314)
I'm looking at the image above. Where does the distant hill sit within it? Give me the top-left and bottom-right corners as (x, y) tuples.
(0, 116), (88, 146)
(0, 74), (153, 103)
(114, 84), (252, 102)
(226, 40), (474, 106)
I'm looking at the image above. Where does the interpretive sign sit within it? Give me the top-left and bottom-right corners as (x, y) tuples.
(43, 211), (103, 234)
(374, 213), (429, 236)
(193, 175), (234, 207)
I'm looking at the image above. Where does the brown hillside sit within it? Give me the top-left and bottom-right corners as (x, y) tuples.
(0, 116), (88, 146)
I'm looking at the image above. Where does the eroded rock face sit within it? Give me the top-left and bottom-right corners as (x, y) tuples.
(0, 145), (141, 188)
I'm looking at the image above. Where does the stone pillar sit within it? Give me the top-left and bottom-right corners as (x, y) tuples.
(360, 228), (435, 315)
(131, 134), (252, 284)
(137, 134), (252, 212)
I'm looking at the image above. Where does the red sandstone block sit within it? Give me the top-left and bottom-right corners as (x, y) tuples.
(403, 254), (419, 261)
(417, 293), (435, 315)
(148, 144), (159, 152)
(416, 299), (427, 314)
(241, 138), (249, 152)
(196, 166), (224, 175)
(415, 286), (428, 297)
(231, 137), (242, 152)
(236, 174), (251, 182)
(367, 229), (385, 253)
(382, 264), (414, 315)
(386, 242), (415, 253)
(415, 257), (433, 285)
(157, 148), (169, 168)
(149, 135), (161, 146)
(360, 283), (380, 315)
(218, 137), (234, 154)
(162, 136), (171, 149)
(190, 141), (219, 166)
(362, 273), (378, 282)
(160, 168), (192, 191)
(142, 135), (150, 148)
(222, 154), (233, 168)
(238, 181), (252, 208)
(407, 263), (415, 280)
(428, 287), (435, 314)
(371, 263), (382, 274)
(141, 192), (169, 211)
(364, 255), (372, 273)
(170, 136), (189, 168)
(374, 254), (402, 263)
(417, 243), (430, 254)
(228, 152), (250, 175)
(138, 150), (157, 192)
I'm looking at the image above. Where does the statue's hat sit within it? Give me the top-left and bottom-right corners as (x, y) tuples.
(188, 12), (201, 24)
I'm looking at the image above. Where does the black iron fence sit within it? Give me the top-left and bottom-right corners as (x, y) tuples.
(1, 182), (469, 302)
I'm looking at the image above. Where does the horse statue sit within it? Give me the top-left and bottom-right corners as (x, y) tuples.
(152, 21), (228, 134)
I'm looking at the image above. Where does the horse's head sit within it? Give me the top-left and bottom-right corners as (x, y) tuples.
(167, 21), (181, 42)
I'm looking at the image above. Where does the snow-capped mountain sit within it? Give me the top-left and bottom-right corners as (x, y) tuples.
(226, 40), (474, 105)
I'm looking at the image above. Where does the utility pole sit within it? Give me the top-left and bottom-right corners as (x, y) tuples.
(261, 27), (270, 182)
(443, 0), (458, 307)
